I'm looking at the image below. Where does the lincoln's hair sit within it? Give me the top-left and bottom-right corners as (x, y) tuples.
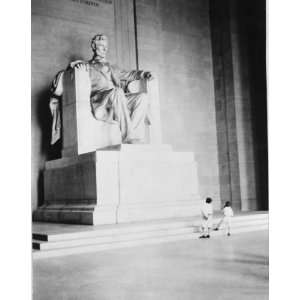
(91, 34), (108, 50)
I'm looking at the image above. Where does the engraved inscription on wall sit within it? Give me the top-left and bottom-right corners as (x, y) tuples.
(70, 0), (112, 7)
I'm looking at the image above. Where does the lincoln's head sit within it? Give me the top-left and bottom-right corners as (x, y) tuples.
(91, 34), (108, 60)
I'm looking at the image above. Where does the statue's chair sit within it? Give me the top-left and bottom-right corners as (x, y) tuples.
(58, 67), (162, 157)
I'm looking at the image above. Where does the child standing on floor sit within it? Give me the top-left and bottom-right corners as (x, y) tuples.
(214, 201), (234, 236)
(199, 197), (213, 238)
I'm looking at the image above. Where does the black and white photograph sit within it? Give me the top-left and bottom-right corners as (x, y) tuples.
(13, 0), (300, 299)
(29, 0), (269, 299)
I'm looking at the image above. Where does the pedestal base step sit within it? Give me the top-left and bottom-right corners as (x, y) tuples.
(32, 212), (268, 259)
(33, 199), (203, 225)
(36, 145), (202, 225)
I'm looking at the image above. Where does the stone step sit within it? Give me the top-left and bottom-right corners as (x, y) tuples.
(33, 219), (268, 251)
(33, 227), (195, 250)
(194, 215), (268, 227)
(32, 223), (268, 260)
(33, 232), (199, 259)
(32, 213), (268, 259)
(33, 213), (268, 242)
(33, 219), (200, 242)
(32, 221), (193, 242)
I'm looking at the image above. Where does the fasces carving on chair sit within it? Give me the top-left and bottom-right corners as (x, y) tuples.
(49, 34), (161, 155)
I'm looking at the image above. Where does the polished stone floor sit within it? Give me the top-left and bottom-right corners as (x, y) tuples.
(33, 231), (268, 300)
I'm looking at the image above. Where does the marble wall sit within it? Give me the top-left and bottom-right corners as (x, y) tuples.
(234, 0), (268, 210)
(210, 0), (241, 210)
(135, 0), (221, 208)
(209, 0), (267, 210)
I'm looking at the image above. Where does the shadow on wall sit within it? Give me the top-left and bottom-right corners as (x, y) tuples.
(35, 86), (62, 207)
(37, 170), (44, 207)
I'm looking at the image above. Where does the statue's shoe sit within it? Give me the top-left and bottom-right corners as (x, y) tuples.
(124, 138), (144, 144)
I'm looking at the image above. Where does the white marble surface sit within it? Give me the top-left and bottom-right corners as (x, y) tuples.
(33, 231), (269, 300)
(97, 146), (200, 223)
(35, 145), (202, 225)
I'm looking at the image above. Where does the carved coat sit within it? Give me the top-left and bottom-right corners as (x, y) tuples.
(88, 59), (146, 122)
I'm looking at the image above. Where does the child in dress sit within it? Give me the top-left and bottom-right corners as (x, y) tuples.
(199, 197), (213, 238)
(214, 201), (234, 236)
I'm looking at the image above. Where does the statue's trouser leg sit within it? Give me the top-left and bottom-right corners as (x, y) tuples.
(126, 92), (149, 141)
(109, 88), (132, 141)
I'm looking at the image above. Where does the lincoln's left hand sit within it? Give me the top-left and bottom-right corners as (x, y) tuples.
(143, 71), (154, 81)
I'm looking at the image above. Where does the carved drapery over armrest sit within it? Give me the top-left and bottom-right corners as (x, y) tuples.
(49, 70), (64, 145)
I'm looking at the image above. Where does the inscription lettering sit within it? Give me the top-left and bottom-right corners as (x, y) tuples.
(70, 0), (112, 7)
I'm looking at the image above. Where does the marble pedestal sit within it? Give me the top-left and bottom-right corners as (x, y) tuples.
(33, 145), (201, 225)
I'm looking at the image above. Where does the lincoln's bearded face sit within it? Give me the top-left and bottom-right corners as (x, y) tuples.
(91, 34), (108, 59)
